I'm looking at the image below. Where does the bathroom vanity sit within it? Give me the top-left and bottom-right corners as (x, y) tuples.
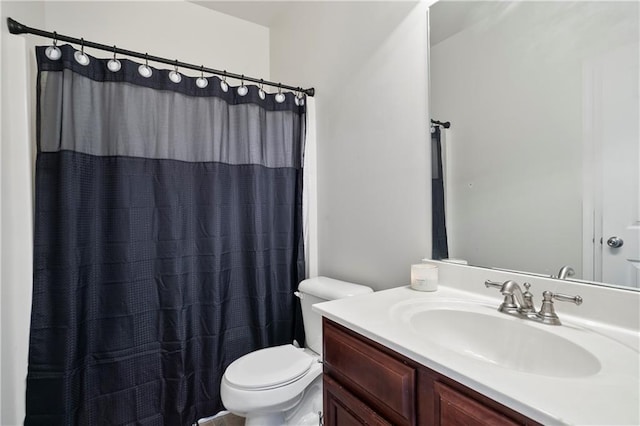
(323, 318), (539, 425)
(315, 262), (640, 426)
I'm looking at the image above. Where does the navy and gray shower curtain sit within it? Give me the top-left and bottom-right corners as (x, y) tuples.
(26, 44), (306, 425)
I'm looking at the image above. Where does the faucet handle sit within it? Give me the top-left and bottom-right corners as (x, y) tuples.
(484, 279), (503, 289)
(551, 292), (583, 305)
(537, 291), (583, 325)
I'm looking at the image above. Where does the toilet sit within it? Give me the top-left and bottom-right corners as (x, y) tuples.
(220, 276), (373, 426)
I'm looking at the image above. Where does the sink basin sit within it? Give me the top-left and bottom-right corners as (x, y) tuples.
(392, 300), (601, 378)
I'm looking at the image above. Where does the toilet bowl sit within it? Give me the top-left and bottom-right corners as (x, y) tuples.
(220, 277), (373, 426)
(220, 345), (323, 425)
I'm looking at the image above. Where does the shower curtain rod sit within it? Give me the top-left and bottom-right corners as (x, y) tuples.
(6, 17), (315, 97)
(431, 119), (450, 128)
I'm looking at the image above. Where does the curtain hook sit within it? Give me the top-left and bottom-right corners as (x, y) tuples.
(258, 78), (266, 100)
(73, 37), (90, 65)
(169, 59), (182, 83)
(107, 44), (121, 72)
(275, 83), (285, 103)
(295, 87), (305, 106)
(46, 31), (62, 60)
(138, 52), (152, 78)
(237, 74), (248, 96)
(196, 65), (208, 88)
(220, 70), (229, 92)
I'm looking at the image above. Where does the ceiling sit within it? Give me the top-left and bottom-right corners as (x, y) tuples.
(193, 0), (502, 47)
(429, 1), (507, 46)
(192, 1), (299, 28)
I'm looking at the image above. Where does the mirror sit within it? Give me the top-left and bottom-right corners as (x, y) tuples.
(429, 1), (639, 290)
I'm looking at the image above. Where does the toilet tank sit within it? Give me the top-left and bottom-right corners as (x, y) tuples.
(296, 276), (373, 355)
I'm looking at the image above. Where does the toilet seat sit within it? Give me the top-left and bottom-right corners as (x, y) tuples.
(225, 345), (314, 391)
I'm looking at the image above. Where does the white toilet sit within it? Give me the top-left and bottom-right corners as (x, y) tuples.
(220, 276), (373, 425)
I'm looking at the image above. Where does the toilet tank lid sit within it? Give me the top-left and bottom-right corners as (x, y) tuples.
(298, 276), (373, 301)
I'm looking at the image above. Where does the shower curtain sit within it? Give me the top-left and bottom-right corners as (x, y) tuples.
(431, 126), (449, 259)
(26, 44), (306, 425)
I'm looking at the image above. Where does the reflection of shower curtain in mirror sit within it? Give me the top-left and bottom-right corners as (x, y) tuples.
(26, 44), (306, 425)
(432, 126), (448, 259)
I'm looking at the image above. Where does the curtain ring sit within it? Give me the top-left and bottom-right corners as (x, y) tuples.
(74, 37), (90, 65)
(220, 70), (229, 92)
(46, 31), (62, 60)
(295, 87), (305, 106)
(138, 52), (152, 78)
(196, 65), (208, 88)
(169, 60), (182, 83)
(107, 45), (122, 72)
(275, 83), (285, 103)
(237, 74), (248, 96)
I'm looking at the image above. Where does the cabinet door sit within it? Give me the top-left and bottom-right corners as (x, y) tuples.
(323, 320), (416, 425)
(323, 375), (391, 426)
(434, 381), (520, 426)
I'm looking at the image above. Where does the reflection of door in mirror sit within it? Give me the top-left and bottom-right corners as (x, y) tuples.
(429, 1), (639, 289)
(583, 43), (639, 288)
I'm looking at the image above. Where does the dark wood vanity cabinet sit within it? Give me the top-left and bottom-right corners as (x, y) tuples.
(322, 318), (541, 426)
(324, 375), (391, 426)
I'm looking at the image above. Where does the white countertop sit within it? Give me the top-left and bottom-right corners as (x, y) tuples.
(314, 284), (640, 426)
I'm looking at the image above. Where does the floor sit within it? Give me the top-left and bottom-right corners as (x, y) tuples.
(199, 413), (245, 426)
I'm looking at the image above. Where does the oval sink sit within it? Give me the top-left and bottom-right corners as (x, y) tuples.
(409, 308), (601, 378)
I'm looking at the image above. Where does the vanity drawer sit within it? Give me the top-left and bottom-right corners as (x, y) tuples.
(323, 319), (416, 425)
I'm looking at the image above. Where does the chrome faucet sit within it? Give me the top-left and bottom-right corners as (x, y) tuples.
(485, 279), (582, 325)
(484, 280), (535, 315)
(555, 265), (575, 280)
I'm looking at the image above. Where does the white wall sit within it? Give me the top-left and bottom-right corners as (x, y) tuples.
(1, 3), (44, 424)
(43, 1), (270, 79)
(270, 1), (434, 291)
(0, 3), (269, 424)
(430, 1), (638, 278)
